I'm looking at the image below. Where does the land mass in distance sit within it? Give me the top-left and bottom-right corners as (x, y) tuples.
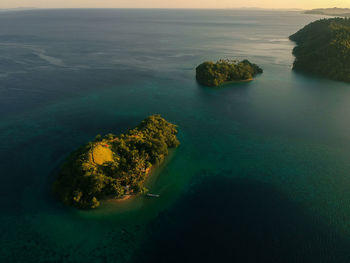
(305, 8), (350, 17)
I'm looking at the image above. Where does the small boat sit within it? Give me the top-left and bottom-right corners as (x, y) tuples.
(146, 193), (160, 198)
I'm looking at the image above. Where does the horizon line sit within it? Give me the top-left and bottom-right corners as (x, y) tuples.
(0, 7), (309, 10)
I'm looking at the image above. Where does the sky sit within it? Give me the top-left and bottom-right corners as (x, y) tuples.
(0, 0), (349, 9)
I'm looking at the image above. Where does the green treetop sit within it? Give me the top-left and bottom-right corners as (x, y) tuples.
(196, 59), (263, 87)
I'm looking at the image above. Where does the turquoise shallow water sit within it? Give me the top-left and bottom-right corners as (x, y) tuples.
(1, 9), (350, 262)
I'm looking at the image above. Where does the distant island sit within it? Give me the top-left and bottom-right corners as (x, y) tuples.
(305, 8), (350, 17)
(0, 7), (38, 13)
(54, 115), (180, 209)
(289, 18), (350, 82)
(196, 59), (263, 87)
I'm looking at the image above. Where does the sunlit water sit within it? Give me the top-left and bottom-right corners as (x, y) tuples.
(1, 9), (350, 262)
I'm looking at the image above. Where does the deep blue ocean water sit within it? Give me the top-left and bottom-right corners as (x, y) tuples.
(1, 9), (350, 262)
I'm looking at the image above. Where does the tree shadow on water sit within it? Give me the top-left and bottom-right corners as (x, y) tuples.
(133, 176), (350, 263)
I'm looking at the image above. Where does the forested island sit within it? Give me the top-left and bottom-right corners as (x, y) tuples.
(289, 18), (350, 82)
(305, 8), (350, 17)
(196, 59), (263, 87)
(53, 115), (180, 209)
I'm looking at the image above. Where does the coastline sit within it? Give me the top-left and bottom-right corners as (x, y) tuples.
(106, 167), (153, 203)
(105, 149), (176, 204)
(108, 194), (133, 203)
(218, 78), (254, 86)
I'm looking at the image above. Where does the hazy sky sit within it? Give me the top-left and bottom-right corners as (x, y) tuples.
(0, 0), (349, 9)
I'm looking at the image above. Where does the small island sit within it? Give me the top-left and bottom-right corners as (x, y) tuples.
(289, 18), (350, 82)
(305, 8), (350, 17)
(196, 59), (263, 87)
(53, 115), (180, 209)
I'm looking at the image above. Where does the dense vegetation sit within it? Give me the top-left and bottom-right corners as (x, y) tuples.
(54, 115), (180, 209)
(289, 18), (350, 82)
(196, 59), (263, 87)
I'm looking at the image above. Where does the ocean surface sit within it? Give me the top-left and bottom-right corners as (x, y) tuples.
(1, 9), (350, 262)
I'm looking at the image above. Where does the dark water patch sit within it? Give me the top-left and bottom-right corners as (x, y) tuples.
(134, 175), (350, 263)
(0, 215), (143, 263)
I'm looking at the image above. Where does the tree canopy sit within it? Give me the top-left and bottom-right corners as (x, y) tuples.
(53, 115), (180, 209)
(289, 18), (350, 82)
(195, 59), (263, 87)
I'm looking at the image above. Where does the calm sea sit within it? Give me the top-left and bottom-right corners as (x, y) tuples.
(1, 9), (350, 262)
